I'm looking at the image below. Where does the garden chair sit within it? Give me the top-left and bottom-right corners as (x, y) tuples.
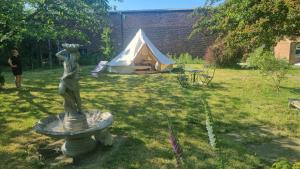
(199, 64), (216, 86)
(177, 73), (190, 88)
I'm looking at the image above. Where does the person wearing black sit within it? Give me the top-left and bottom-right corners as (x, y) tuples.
(8, 49), (22, 88)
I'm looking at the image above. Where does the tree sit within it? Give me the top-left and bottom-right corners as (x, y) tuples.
(192, 0), (300, 65)
(247, 47), (291, 92)
(0, 0), (26, 48)
(0, 0), (123, 68)
(1, 0), (111, 45)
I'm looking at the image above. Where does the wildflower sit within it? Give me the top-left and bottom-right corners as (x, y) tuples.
(168, 120), (183, 169)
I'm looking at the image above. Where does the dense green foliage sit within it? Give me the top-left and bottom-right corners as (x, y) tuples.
(0, 0), (110, 46)
(247, 47), (291, 91)
(101, 27), (114, 60)
(193, 0), (300, 65)
(0, 0), (117, 69)
(168, 53), (204, 64)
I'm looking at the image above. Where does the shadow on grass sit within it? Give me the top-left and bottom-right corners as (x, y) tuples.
(0, 90), (55, 147)
(75, 136), (175, 168)
(281, 86), (300, 95)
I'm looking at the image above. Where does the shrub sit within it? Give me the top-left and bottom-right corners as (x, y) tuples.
(168, 53), (203, 64)
(178, 53), (193, 64)
(101, 27), (114, 60)
(204, 42), (245, 66)
(172, 64), (185, 73)
(271, 159), (300, 169)
(271, 159), (292, 169)
(79, 52), (100, 65)
(247, 47), (291, 92)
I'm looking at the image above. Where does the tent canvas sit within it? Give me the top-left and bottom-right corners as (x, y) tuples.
(107, 29), (175, 74)
(91, 61), (108, 77)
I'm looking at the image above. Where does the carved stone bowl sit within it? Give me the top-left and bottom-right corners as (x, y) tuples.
(34, 110), (113, 157)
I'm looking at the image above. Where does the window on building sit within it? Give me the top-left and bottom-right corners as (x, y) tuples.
(296, 44), (300, 57)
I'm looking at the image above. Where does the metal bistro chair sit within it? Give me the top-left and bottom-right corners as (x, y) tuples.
(177, 72), (190, 88)
(175, 64), (189, 88)
(199, 64), (216, 86)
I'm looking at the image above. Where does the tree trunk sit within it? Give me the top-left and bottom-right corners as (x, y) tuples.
(56, 40), (61, 66)
(39, 42), (43, 68)
(48, 39), (53, 69)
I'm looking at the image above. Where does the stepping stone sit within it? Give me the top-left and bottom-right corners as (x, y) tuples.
(249, 137), (300, 162)
(288, 98), (300, 110)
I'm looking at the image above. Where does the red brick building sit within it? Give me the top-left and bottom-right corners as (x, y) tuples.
(274, 38), (300, 64)
(109, 9), (212, 57)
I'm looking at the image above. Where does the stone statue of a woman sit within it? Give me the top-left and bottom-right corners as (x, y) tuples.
(56, 43), (88, 131)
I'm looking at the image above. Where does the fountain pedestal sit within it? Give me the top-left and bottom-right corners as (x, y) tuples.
(62, 135), (96, 157)
(34, 44), (114, 158)
(63, 112), (89, 132)
(61, 112), (97, 156)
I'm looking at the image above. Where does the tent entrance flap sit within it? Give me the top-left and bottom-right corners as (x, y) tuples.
(133, 44), (159, 70)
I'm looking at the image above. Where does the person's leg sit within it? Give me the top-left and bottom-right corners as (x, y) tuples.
(14, 75), (18, 88)
(16, 75), (21, 88)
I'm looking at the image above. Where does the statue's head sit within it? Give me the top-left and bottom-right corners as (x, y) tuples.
(62, 43), (82, 53)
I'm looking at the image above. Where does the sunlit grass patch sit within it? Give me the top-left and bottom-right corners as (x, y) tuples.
(0, 65), (299, 168)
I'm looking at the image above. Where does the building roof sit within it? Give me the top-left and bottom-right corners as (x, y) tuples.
(109, 8), (194, 14)
(281, 37), (300, 43)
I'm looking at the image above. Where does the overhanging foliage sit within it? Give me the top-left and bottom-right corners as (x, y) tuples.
(192, 0), (300, 65)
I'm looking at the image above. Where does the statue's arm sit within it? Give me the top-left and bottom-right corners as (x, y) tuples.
(62, 65), (79, 79)
(56, 50), (68, 60)
(63, 71), (76, 79)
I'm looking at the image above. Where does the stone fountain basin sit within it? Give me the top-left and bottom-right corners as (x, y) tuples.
(34, 110), (113, 139)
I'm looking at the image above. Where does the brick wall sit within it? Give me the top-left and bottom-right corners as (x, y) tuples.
(109, 9), (212, 58)
(274, 39), (300, 63)
(274, 40), (291, 61)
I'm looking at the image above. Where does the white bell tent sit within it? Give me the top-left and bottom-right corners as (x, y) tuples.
(91, 61), (108, 77)
(107, 29), (175, 74)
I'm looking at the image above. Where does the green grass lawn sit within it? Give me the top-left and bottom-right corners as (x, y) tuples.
(0, 65), (300, 169)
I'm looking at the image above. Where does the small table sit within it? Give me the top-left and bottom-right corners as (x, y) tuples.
(185, 69), (204, 84)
